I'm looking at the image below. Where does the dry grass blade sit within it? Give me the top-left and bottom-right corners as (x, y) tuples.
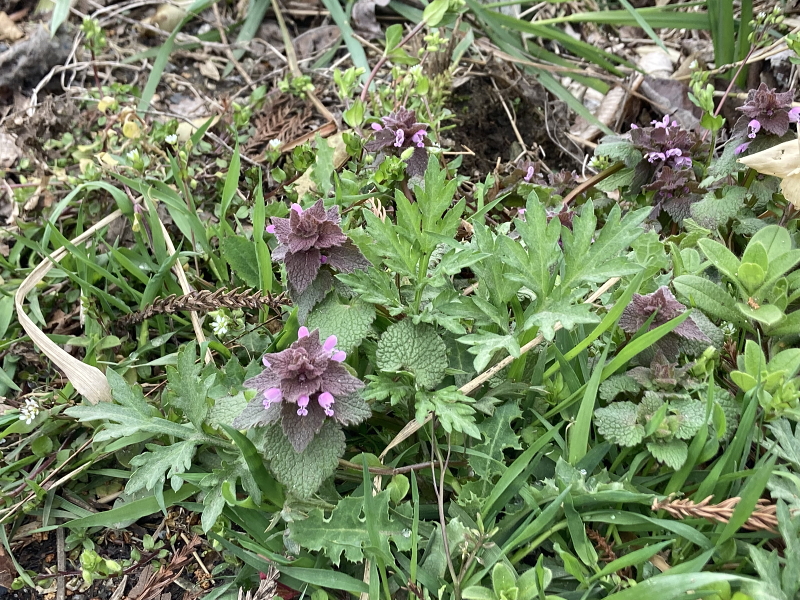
(238, 566), (279, 600)
(127, 535), (202, 600)
(118, 289), (289, 328)
(652, 495), (779, 532)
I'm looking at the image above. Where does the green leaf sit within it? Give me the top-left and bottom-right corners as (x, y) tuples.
(751, 225), (792, 262)
(261, 420), (344, 499)
(278, 566), (369, 595)
(65, 370), (203, 442)
(415, 387), (480, 439)
(690, 187), (746, 230)
(647, 439), (689, 469)
(736, 303), (784, 326)
(470, 401), (522, 479)
(698, 238), (741, 284)
(126, 440), (199, 495)
(673, 275), (743, 324)
(524, 304), (601, 342)
(492, 562), (517, 597)
(595, 402), (644, 447)
(306, 293), (376, 351)
(206, 392), (249, 429)
(765, 310), (800, 337)
(164, 342), (213, 430)
(376, 320), (447, 389)
(737, 262), (765, 294)
(65, 486), (198, 529)
(50, 0), (71, 35)
(310, 134), (335, 197)
(221, 235), (260, 288)
(288, 489), (411, 565)
(423, 0), (449, 27)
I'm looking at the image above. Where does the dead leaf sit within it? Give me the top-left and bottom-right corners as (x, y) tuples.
(0, 11), (23, 42)
(0, 545), (16, 589)
(635, 46), (676, 79)
(294, 25), (341, 59)
(292, 131), (348, 196)
(738, 137), (800, 209)
(351, 0), (390, 38)
(0, 130), (21, 168)
(141, 2), (190, 33)
(569, 87), (628, 142)
(198, 60), (221, 81)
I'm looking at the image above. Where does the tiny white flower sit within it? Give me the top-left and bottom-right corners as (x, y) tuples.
(268, 139), (282, 150)
(211, 312), (230, 337)
(19, 398), (40, 425)
(126, 149), (140, 162)
(165, 134), (178, 145)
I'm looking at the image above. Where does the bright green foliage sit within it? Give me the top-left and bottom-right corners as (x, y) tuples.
(675, 226), (800, 336)
(287, 489), (412, 565)
(126, 440), (198, 495)
(376, 319), (447, 389)
(731, 340), (800, 420)
(163, 341), (214, 430)
(306, 293), (376, 351)
(470, 401), (522, 479)
(415, 386), (480, 439)
(259, 420), (345, 499)
(595, 392), (706, 469)
(309, 134), (335, 196)
(742, 502), (800, 600)
(221, 234), (261, 288)
(463, 556), (552, 600)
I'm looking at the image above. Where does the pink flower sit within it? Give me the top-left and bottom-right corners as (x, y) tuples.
(747, 119), (761, 139)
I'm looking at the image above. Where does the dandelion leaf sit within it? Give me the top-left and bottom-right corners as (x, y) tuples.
(376, 320), (447, 389)
(126, 440), (199, 495)
(288, 489), (412, 565)
(164, 341), (213, 431)
(470, 401), (522, 479)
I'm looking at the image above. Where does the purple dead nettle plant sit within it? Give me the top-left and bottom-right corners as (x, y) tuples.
(619, 286), (711, 360)
(733, 83), (799, 155)
(630, 116), (700, 171)
(364, 107), (431, 177)
(233, 327), (370, 452)
(267, 199), (369, 304)
(643, 166), (701, 222)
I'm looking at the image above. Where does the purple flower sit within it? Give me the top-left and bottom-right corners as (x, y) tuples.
(524, 165), (536, 182)
(233, 327), (368, 452)
(735, 142), (751, 155)
(790, 107), (800, 123)
(619, 287), (711, 359)
(747, 119), (761, 139)
(268, 199), (369, 296)
(365, 107), (431, 176)
(736, 83), (794, 136)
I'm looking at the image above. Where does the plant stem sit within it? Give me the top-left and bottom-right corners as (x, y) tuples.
(360, 20), (427, 103)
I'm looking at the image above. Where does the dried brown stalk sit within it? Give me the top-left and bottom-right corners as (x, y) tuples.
(128, 535), (202, 600)
(118, 289), (289, 328)
(238, 566), (279, 600)
(652, 495), (778, 532)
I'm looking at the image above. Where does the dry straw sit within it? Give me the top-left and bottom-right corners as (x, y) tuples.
(652, 495), (778, 533)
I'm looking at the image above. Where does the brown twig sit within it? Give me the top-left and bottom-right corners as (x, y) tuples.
(653, 495), (779, 532)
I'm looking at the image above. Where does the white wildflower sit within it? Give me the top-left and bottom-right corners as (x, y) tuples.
(211, 312), (230, 337)
(165, 134), (178, 145)
(19, 398), (40, 425)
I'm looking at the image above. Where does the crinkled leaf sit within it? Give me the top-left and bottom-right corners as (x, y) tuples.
(127, 440), (199, 495)
(295, 269), (335, 323)
(306, 293), (376, 351)
(164, 341), (213, 430)
(470, 401), (522, 479)
(288, 489), (412, 566)
(671, 398), (706, 439)
(594, 135), (643, 167)
(207, 391), (249, 429)
(377, 320), (447, 389)
(599, 375), (641, 402)
(690, 186), (747, 230)
(594, 402), (644, 447)
(647, 439), (688, 469)
(261, 419), (344, 498)
(673, 275), (744, 324)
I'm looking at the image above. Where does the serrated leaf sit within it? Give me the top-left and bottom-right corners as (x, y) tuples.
(164, 342), (213, 430)
(126, 440), (199, 495)
(594, 402), (644, 447)
(221, 235), (260, 287)
(65, 370), (202, 442)
(690, 187), (746, 230)
(376, 320), (447, 389)
(306, 293), (376, 351)
(261, 420), (344, 498)
(206, 391), (249, 429)
(599, 375), (641, 401)
(671, 398), (706, 439)
(415, 387), (480, 439)
(310, 134), (335, 196)
(288, 489), (412, 565)
(647, 439), (689, 469)
(470, 401), (522, 478)
(524, 304), (601, 341)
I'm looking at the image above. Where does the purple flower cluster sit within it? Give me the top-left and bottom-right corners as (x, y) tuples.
(630, 115), (697, 170)
(734, 83), (799, 154)
(233, 327), (368, 452)
(364, 107), (431, 177)
(267, 199), (369, 298)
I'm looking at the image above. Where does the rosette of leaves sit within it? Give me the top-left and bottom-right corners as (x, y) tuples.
(595, 391), (706, 469)
(673, 225), (800, 336)
(462, 561), (552, 600)
(618, 287), (712, 359)
(731, 340), (800, 421)
(267, 199), (370, 320)
(732, 83), (800, 155)
(233, 327), (371, 497)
